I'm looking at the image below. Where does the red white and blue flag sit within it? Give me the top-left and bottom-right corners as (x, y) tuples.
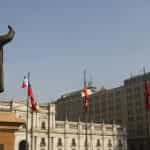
(81, 88), (92, 111)
(21, 76), (39, 112)
(21, 76), (28, 88)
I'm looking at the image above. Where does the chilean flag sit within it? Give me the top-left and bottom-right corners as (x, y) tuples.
(28, 82), (39, 112)
(81, 88), (92, 111)
(145, 81), (150, 111)
(21, 76), (39, 112)
(21, 76), (28, 88)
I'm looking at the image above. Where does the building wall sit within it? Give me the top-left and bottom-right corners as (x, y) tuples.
(56, 86), (125, 125)
(55, 72), (150, 150)
(14, 121), (127, 150)
(0, 130), (14, 150)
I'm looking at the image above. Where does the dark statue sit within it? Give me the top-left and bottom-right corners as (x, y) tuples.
(0, 25), (15, 93)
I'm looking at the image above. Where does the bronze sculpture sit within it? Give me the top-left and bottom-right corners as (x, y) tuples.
(0, 25), (15, 93)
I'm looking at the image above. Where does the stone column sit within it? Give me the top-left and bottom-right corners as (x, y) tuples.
(64, 119), (69, 150)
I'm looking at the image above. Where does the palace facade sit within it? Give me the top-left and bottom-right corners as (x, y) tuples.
(0, 100), (127, 150)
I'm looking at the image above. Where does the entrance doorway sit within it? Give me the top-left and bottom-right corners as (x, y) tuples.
(19, 140), (27, 150)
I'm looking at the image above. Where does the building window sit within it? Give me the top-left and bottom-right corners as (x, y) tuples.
(0, 144), (4, 150)
(108, 139), (112, 147)
(19, 140), (26, 150)
(84, 140), (88, 147)
(40, 138), (46, 147)
(96, 139), (101, 147)
(118, 139), (122, 147)
(71, 138), (76, 146)
(41, 121), (46, 130)
(57, 138), (62, 146)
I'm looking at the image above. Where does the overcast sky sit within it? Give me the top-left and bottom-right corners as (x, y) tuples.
(0, 0), (150, 102)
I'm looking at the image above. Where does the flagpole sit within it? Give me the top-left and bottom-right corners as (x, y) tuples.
(31, 111), (33, 150)
(29, 73), (34, 150)
(84, 70), (88, 150)
(48, 103), (50, 150)
(26, 72), (30, 150)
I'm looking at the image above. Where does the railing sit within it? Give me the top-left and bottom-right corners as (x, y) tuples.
(69, 124), (77, 129)
(54, 122), (125, 137)
(56, 122), (65, 128)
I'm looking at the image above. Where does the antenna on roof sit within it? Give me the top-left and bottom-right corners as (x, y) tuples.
(84, 69), (87, 88)
(130, 72), (133, 78)
(88, 75), (93, 87)
(143, 66), (146, 75)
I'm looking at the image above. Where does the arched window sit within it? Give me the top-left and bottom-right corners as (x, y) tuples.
(108, 139), (112, 147)
(71, 139), (76, 146)
(84, 140), (88, 147)
(0, 144), (4, 150)
(41, 121), (46, 130)
(40, 138), (46, 147)
(118, 139), (122, 147)
(19, 140), (27, 150)
(57, 138), (62, 146)
(96, 139), (101, 147)
(139, 143), (144, 150)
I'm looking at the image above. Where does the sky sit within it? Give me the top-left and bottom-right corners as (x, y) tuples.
(0, 0), (150, 102)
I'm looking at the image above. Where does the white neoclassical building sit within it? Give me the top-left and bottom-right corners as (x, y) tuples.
(0, 100), (127, 150)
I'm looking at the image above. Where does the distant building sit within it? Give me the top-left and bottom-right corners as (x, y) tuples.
(55, 72), (150, 150)
(0, 100), (127, 150)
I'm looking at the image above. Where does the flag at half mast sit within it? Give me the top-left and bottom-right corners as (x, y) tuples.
(21, 76), (39, 112)
(81, 70), (92, 111)
(81, 87), (92, 111)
